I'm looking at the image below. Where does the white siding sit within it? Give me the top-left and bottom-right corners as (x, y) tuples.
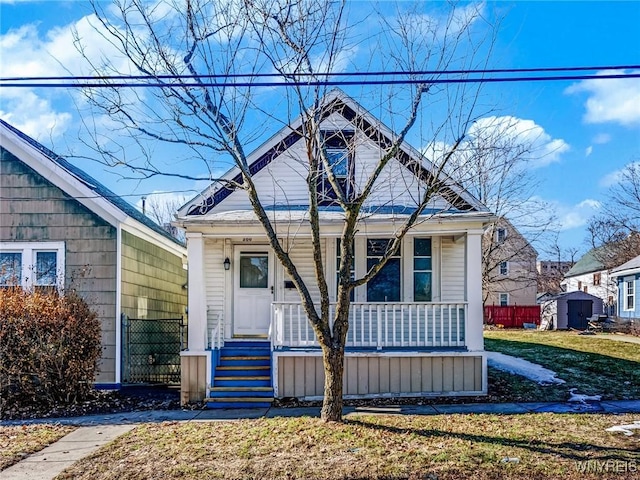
(441, 237), (465, 301)
(282, 238), (325, 305)
(215, 140), (311, 212)
(565, 270), (616, 309)
(204, 238), (225, 320)
(210, 116), (454, 214)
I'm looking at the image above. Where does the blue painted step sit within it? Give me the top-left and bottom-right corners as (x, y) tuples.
(207, 340), (273, 409)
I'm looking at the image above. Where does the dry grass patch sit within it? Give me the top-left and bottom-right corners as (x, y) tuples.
(58, 414), (639, 480)
(0, 424), (75, 470)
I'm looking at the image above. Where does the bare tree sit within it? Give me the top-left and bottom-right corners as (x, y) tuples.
(537, 235), (578, 294)
(443, 116), (560, 304)
(588, 161), (640, 268)
(74, 0), (495, 421)
(141, 194), (188, 242)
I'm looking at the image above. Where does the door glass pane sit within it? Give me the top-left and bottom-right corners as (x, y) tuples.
(35, 251), (57, 286)
(239, 254), (268, 288)
(0, 252), (22, 286)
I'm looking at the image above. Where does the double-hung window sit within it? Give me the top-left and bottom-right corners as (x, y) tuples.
(496, 228), (506, 243)
(499, 293), (509, 306)
(366, 239), (400, 302)
(0, 242), (65, 291)
(413, 238), (432, 301)
(499, 261), (508, 276)
(625, 280), (635, 310)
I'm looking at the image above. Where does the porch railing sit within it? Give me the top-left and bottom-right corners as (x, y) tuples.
(271, 302), (467, 349)
(207, 311), (224, 350)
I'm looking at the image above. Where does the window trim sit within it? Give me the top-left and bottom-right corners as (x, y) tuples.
(318, 131), (355, 205)
(624, 279), (635, 311)
(413, 237), (432, 302)
(499, 292), (509, 306)
(496, 227), (506, 243)
(0, 242), (65, 290)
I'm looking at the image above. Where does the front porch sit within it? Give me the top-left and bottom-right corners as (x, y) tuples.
(182, 301), (485, 407)
(271, 301), (468, 350)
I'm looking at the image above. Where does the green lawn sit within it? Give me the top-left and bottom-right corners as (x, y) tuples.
(57, 414), (640, 480)
(484, 330), (640, 401)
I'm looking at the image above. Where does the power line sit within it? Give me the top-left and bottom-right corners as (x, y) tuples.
(2, 72), (639, 88)
(2, 64), (639, 82)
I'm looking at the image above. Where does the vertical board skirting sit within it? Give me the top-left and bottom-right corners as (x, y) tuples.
(276, 354), (484, 398)
(181, 355), (207, 404)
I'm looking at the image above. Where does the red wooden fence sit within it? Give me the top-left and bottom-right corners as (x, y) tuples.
(484, 305), (541, 328)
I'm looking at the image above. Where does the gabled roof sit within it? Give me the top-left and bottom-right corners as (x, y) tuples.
(611, 254), (640, 277)
(179, 89), (489, 217)
(564, 246), (607, 278)
(0, 119), (185, 250)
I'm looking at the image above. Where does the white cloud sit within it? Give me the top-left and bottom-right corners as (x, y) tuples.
(585, 146), (593, 157)
(467, 116), (570, 167)
(565, 70), (640, 127)
(600, 161), (640, 188)
(0, 89), (71, 140)
(555, 198), (601, 231)
(0, 15), (143, 140)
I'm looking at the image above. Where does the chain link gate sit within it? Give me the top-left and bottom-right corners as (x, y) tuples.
(121, 315), (187, 384)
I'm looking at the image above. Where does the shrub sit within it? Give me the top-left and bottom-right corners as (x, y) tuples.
(0, 288), (101, 412)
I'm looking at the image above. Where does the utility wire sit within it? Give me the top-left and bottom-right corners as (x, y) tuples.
(2, 72), (639, 88)
(2, 64), (639, 82)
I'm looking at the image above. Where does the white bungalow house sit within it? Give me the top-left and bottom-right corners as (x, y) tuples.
(175, 91), (494, 407)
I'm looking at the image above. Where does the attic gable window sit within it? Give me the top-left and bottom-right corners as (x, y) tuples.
(496, 227), (506, 243)
(318, 131), (354, 205)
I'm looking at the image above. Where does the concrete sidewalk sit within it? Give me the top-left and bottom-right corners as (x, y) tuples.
(2, 399), (640, 480)
(1, 425), (134, 480)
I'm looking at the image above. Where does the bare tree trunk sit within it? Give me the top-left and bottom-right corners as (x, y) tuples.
(320, 342), (345, 421)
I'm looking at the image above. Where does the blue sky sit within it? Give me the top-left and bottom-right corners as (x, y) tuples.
(1, 1), (639, 258)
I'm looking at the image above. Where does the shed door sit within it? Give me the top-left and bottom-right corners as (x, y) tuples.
(233, 246), (273, 337)
(567, 299), (592, 330)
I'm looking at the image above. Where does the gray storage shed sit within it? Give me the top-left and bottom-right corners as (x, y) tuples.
(539, 291), (604, 330)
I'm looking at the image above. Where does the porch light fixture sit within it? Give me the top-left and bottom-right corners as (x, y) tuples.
(223, 257), (231, 271)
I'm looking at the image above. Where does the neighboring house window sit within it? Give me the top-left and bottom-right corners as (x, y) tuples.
(0, 242), (65, 291)
(413, 238), (432, 301)
(336, 239), (354, 301)
(625, 280), (635, 310)
(593, 273), (601, 286)
(0, 252), (22, 286)
(366, 238), (400, 302)
(499, 261), (508, 276)
(583, 286), (588, 293)
(577, 280), (582, 290)
(318, 131), (354, 204)
(496, 228), (506, 243)
(499, 293), (508, 306)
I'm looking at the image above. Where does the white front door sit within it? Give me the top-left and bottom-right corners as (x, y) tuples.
(233, 245), (274, 336)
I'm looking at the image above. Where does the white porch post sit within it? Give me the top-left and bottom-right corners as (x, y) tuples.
(187, 232), (207, 351)
(465, 230), (484, 351)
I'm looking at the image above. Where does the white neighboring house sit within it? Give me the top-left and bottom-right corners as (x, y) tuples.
(563, 246), (616, 315)
(175, 91), (494, 407)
